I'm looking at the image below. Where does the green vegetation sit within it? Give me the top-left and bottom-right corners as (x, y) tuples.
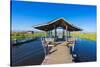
(11, 31), (96, 41)
(11, 32), (46, 40)
(71, 33), (96, 41)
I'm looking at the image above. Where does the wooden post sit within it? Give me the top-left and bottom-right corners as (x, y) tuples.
(49, 31), (50, 37)
(68, 31), (69, 37)
(68, 31), (70, 41)
(66, 26), (68, 41)
(54, 26), (57, 41)
(69, 31), (71, 37)
(45, 31), (47, 37)
(46, 31), (48, 37)
(49, 30), (51, 37)
(69, 31), (71, 41)
(67, 31), (69, 41)
(50, 30), (52, 37)
(63, 29), (65, 40)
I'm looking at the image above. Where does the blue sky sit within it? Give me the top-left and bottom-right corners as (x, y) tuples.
(11, 1), (96, 32)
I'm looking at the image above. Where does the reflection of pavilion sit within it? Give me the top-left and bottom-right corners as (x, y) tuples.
(34, 18), (82, 41)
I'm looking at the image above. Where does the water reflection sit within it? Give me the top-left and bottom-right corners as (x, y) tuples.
(73, 38), (96, 62)
(11, 40), (45, 66)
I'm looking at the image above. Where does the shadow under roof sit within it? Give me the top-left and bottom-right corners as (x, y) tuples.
(33, 18), (82, 31)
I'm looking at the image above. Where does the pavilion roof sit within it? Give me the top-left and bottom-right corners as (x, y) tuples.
(33, 18), (82, 31)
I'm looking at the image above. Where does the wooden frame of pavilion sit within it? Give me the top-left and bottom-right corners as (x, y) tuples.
(33, 18), (82, 41)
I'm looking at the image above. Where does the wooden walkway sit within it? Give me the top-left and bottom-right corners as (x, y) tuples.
(42, 41), (73, 65)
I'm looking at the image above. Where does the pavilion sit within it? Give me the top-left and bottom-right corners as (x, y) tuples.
(33, 18), (82, 41)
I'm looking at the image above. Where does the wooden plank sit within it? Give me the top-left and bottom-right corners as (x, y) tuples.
(42, 41), (73, 65)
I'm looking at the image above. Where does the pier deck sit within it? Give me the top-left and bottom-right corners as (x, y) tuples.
(42, 41), (73, 65)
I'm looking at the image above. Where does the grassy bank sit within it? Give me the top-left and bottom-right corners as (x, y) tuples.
(11, 32), (46, 46)
(11, 32), (46, 40)
(71, 33), (96, 41)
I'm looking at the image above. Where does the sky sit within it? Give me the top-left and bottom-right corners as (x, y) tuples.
(11, 0), (96, 32)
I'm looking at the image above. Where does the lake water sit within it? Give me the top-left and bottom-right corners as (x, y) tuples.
(11, 40), (45, 66)
(72, 38), (96, 62)
(11, 38), (96, 66)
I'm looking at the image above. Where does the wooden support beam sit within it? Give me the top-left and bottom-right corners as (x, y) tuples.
(67, 31), (69, 41)
(54, 26), (57, 41)
(66, 26), (68, 41)
(62, 29), (65, 40)
(68, 31), (69, 37)
(69, 31), (71, 37)
(49, 31), (50, 37)
(49, 30), (51, 37)
(54, 27), (57, 37)
(45, 31), (47, 37)
(50, 30), (52, 37)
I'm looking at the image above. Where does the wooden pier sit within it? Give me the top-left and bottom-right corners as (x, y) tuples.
(34, 18), (82, 65)
(42, 41), (73, 65)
